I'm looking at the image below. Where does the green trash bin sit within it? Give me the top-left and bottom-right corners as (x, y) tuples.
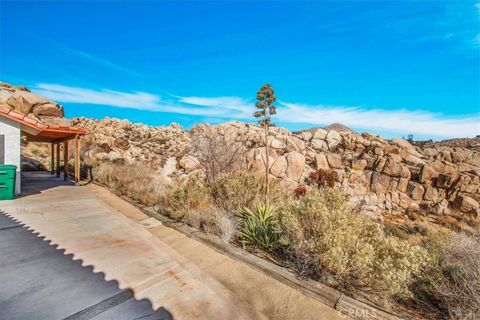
(0, 165), (17, 200)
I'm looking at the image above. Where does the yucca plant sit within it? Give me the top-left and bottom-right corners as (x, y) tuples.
(239, 204), (280, 252)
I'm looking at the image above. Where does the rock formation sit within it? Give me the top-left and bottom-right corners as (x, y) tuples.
(0, 82), (68, 126)
(69, 116), (480, 234)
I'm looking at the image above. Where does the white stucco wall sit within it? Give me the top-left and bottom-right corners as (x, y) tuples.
(0, 117), (21, 194)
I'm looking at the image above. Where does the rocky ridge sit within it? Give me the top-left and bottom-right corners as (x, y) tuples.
(73, 116), (480, 234)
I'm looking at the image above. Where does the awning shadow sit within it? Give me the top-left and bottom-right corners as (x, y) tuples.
(0, 211), (173, 320)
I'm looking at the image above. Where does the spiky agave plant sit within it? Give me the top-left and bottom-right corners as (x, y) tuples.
(239, 204), (280, 252)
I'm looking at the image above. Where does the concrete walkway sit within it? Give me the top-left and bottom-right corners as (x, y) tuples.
(0, 172), (263, 320)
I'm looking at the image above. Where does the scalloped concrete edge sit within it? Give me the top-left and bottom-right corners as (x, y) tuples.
(102, 185), (404, 320)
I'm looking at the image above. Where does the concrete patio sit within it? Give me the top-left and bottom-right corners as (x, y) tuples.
(0, 172), (263, 320)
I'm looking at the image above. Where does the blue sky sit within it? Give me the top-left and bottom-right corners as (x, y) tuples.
(1, 1), (479, 139)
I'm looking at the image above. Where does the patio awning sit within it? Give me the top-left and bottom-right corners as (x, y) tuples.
(0, 107), (86, 142)
(0, 106), (87, 184)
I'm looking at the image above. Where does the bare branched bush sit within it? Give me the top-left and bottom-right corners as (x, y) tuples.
(421, 233), (480, 320)
(190, 125), (246, 183)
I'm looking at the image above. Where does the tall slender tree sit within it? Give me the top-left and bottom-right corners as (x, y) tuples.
(253, 84), (277, 203)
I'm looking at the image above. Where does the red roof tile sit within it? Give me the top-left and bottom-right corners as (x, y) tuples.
(0, 107), (86, 140)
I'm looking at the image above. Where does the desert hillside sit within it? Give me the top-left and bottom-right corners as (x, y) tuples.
(2, 82), (479, 235)
(3, 81), (480, 319)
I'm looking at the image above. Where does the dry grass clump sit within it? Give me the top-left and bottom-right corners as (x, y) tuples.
(209, 172), (282, 214)
(278, 187), (430, 297)
(158, 175), (212, 220)
(93, 162), (158, 206)
(157, 175), (237, 242)
(416, 232), (480, 320)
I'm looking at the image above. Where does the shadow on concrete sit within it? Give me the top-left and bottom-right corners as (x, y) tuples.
(0, 211), (173, 320)
(18, 171), (77, 198)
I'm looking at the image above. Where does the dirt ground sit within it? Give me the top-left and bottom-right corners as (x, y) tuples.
(92, 184), (347, 320)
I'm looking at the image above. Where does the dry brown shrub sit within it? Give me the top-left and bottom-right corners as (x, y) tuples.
(93, 162), (158, 206)
(309, 169), (337, 188)
(190, 124), (246, 183)
(208, 172), (282, 214)
(293, 185), (307, 198)
(419, 233), (480, 320)
(158, 175), (236, 242)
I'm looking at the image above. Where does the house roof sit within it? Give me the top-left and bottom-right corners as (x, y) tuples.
(0, 106), (86, 142)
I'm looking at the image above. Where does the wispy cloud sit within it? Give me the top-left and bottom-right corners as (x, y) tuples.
(34, 83), (162, 111)
(46, 39), (144, 78)
(33, 83), (479, 138)
(278, 102), (479, 138)
(177, 96), (252, 117)
(32, 83), (248, 118)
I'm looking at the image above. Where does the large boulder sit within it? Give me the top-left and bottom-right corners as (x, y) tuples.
(270, 156), (287, 178)
(6, 90), (50, 114)
(311, 139), (328, 151)
(326, 153), (342, 169)
(314, 154), (329, 170)
(351, 159), (367, 170)
(114, 137), (130, 150)
(371, 172), (391, 194)
(436, 173), (458, 189)
(179, 155), (200, 173)
(326, 130), (342, 150)
(453, 195), (479, 213)
(382, 158), (404, 177)
(286, 151), (305, 182)
(32, 103), (63, 117)
(419, 164), (438, 183)
(407, 182), (425, 201)
(312, 128), (327, 140)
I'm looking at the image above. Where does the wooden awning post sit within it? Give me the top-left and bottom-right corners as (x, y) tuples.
(74, 135), (80, 184)
(56, 142), (61, 177)
(63, 140), (69, 181)
(50, 143), (55, 175)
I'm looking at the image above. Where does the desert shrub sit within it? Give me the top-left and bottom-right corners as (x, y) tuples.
(156, 176), (237, 242)
(209, 172), (282, 214)
(190, 124), (246, 183)
(278, 188), (430, 297)
(308, 169), (337, 188)
(418, 233), (480, 320)
(157, 175), (212, 220)
(93, 162), (158, 205)
(239, 204), (281, 252)
(200, 209), (236, 243)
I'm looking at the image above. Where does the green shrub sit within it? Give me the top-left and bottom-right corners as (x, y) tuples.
(239, 204), (281, 252)
(278, 188), (430, 297)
